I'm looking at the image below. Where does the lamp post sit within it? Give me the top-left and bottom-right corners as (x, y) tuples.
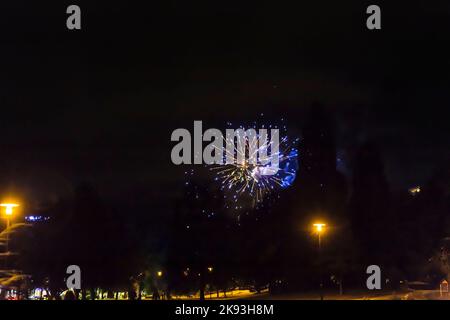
(0, 204), (19, 267)
(313, 222), (326, 300)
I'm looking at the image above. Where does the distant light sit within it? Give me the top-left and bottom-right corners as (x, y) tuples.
(207, 267), (213, 273)
(157, 271), (163, 277)
(25, 215), (49, 222)
(409, 186), (421, 196)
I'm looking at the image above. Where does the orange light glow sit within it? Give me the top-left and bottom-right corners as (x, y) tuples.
(313, 223), (326, 233)
(0, 203), (19, 216)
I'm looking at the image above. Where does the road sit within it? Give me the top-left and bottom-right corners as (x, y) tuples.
(246, 290), (447, 300)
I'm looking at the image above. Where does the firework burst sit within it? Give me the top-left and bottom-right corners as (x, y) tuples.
(211, 134), (298, 205)
(207, 117), (299, 211)
(183, 116), (299, 214)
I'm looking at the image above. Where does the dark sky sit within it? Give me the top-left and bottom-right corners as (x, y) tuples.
(0, 1), (449, 210)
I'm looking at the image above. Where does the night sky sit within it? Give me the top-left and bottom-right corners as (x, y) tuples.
(1, 1), (449, 212)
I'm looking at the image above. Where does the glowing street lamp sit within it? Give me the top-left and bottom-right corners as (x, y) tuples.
(312, 222), (326, 300)
(1, 203), (19, 269)
(207, 267), (213, 273)
(157, 271), (163, 277)
(1, 203), (19, 216)
(313, 223), (326, 240)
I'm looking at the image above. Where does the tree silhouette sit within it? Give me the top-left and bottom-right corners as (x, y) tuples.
(21, 182), (130, 299)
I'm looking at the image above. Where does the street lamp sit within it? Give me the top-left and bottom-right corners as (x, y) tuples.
(313, 222), (326, 300)
(1, 204), (19, 217)
(0, 203), (19, 269)
(313, 223), (326, 245)
(157, 271), (163, 277)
